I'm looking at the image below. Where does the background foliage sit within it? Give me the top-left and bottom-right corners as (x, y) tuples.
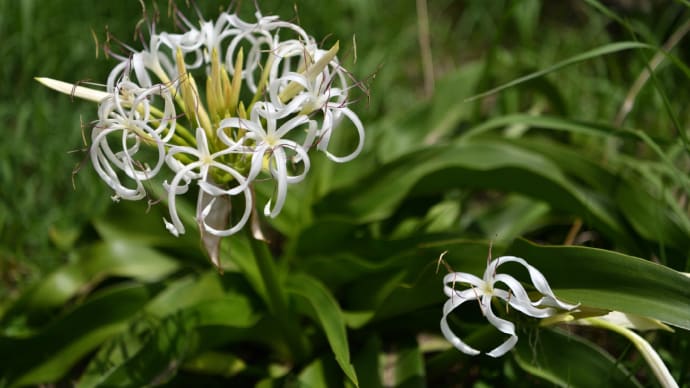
(2, 0), (690, 386)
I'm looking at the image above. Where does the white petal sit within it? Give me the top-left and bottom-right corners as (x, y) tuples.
(493, 256), (579, 311)
(165, 162), (201, 236)
(36, 77), (109, 102)
(493, 274), (557, 318)
(318, 107), (365, 163)
(265, 148), (288, 218)
(483, 300), (519, 358)
(443, 272), (484, 298)
(163, 218), (180, 237)
(196, 169), (253, 237)
(440, 297), (481, 356)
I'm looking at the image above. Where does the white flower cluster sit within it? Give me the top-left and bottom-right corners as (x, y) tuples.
(42, 11), (365, 250)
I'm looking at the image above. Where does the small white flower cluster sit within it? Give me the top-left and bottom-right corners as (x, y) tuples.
(43, 10), (365, 252)
(440, 255), (578, 357)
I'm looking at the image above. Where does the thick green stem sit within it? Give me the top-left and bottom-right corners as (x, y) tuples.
(248, 235), (307, 362)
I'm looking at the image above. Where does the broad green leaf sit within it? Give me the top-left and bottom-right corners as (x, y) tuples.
(474, 194), (551, 244)
(93, 200), (199, 251)
(317, 141), (636, 249)
(146, 270), (225, 317)
(508, 239), (690, 330)
(77, 295), (258, 388)
(458, 117), (690, 254)
(514, 328), (641, 387)
(287, 273), (359, 387)
(376, 62), (483, 163)
(511, 137), (690, 254)
(1, 240), (178, 326)
(460, 114), (642, 141)
(0, 284), (154, 387)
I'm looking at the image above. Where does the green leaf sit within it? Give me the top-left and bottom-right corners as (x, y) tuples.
(458, 117), (690, 254)
(376, 62), (483, 162)
(460, 113), (642, 141)
(1, 241), (178, 326)
(287, 273), (359, 387)
(318, 141), (636, 248)
(0, 284), (154, 387)
(474, 194), (551, 244)
(93, 200), (199, 251)
(509, 239), (690, 330)
(510, 137), (690, 254)
(145, 271), (226, 317)
(297, 356), (345, 388)
(465, 41), (652, 101)
(349, 336), (383, 388)
(77, 295), (258, 388)
(514, 328), (642, 387)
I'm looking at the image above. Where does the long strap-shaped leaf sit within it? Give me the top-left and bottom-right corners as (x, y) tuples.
(287, 273), (359, 387)
(509, 239), (690, 330)
(317, 141), (638, 249)
(464, 42), (652, 102)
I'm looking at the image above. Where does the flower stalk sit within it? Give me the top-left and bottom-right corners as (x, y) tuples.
(578, 314), (678, 388)
(248, 233), (307, 361)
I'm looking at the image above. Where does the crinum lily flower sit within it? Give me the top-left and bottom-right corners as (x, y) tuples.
(37, 7), (366, 268)
(440, 255), (578, 357)
(164, 127), (252, 238)
(268, 40), (365, 163)
(91, 78), (177, 201)
(218, 101), (310, 218)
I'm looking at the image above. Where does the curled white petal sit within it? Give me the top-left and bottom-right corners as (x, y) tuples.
(90, 80), (175, 200)
(483, 302), (518, 358)
(317, 107), (365, 163)
(440, 296), (481, 356)
(197, 178), (253, 236)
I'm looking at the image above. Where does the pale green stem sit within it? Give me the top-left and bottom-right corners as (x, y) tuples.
(584, 317), (678, 388)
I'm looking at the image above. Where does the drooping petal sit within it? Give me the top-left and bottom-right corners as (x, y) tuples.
(482, 298), (519, 358)
(265, 147), (288, 217)
(317, 107), (365, 163)
(440, 296), (481, 356)
(196, 177), (229, 270)
(164, 161), (201, 236)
